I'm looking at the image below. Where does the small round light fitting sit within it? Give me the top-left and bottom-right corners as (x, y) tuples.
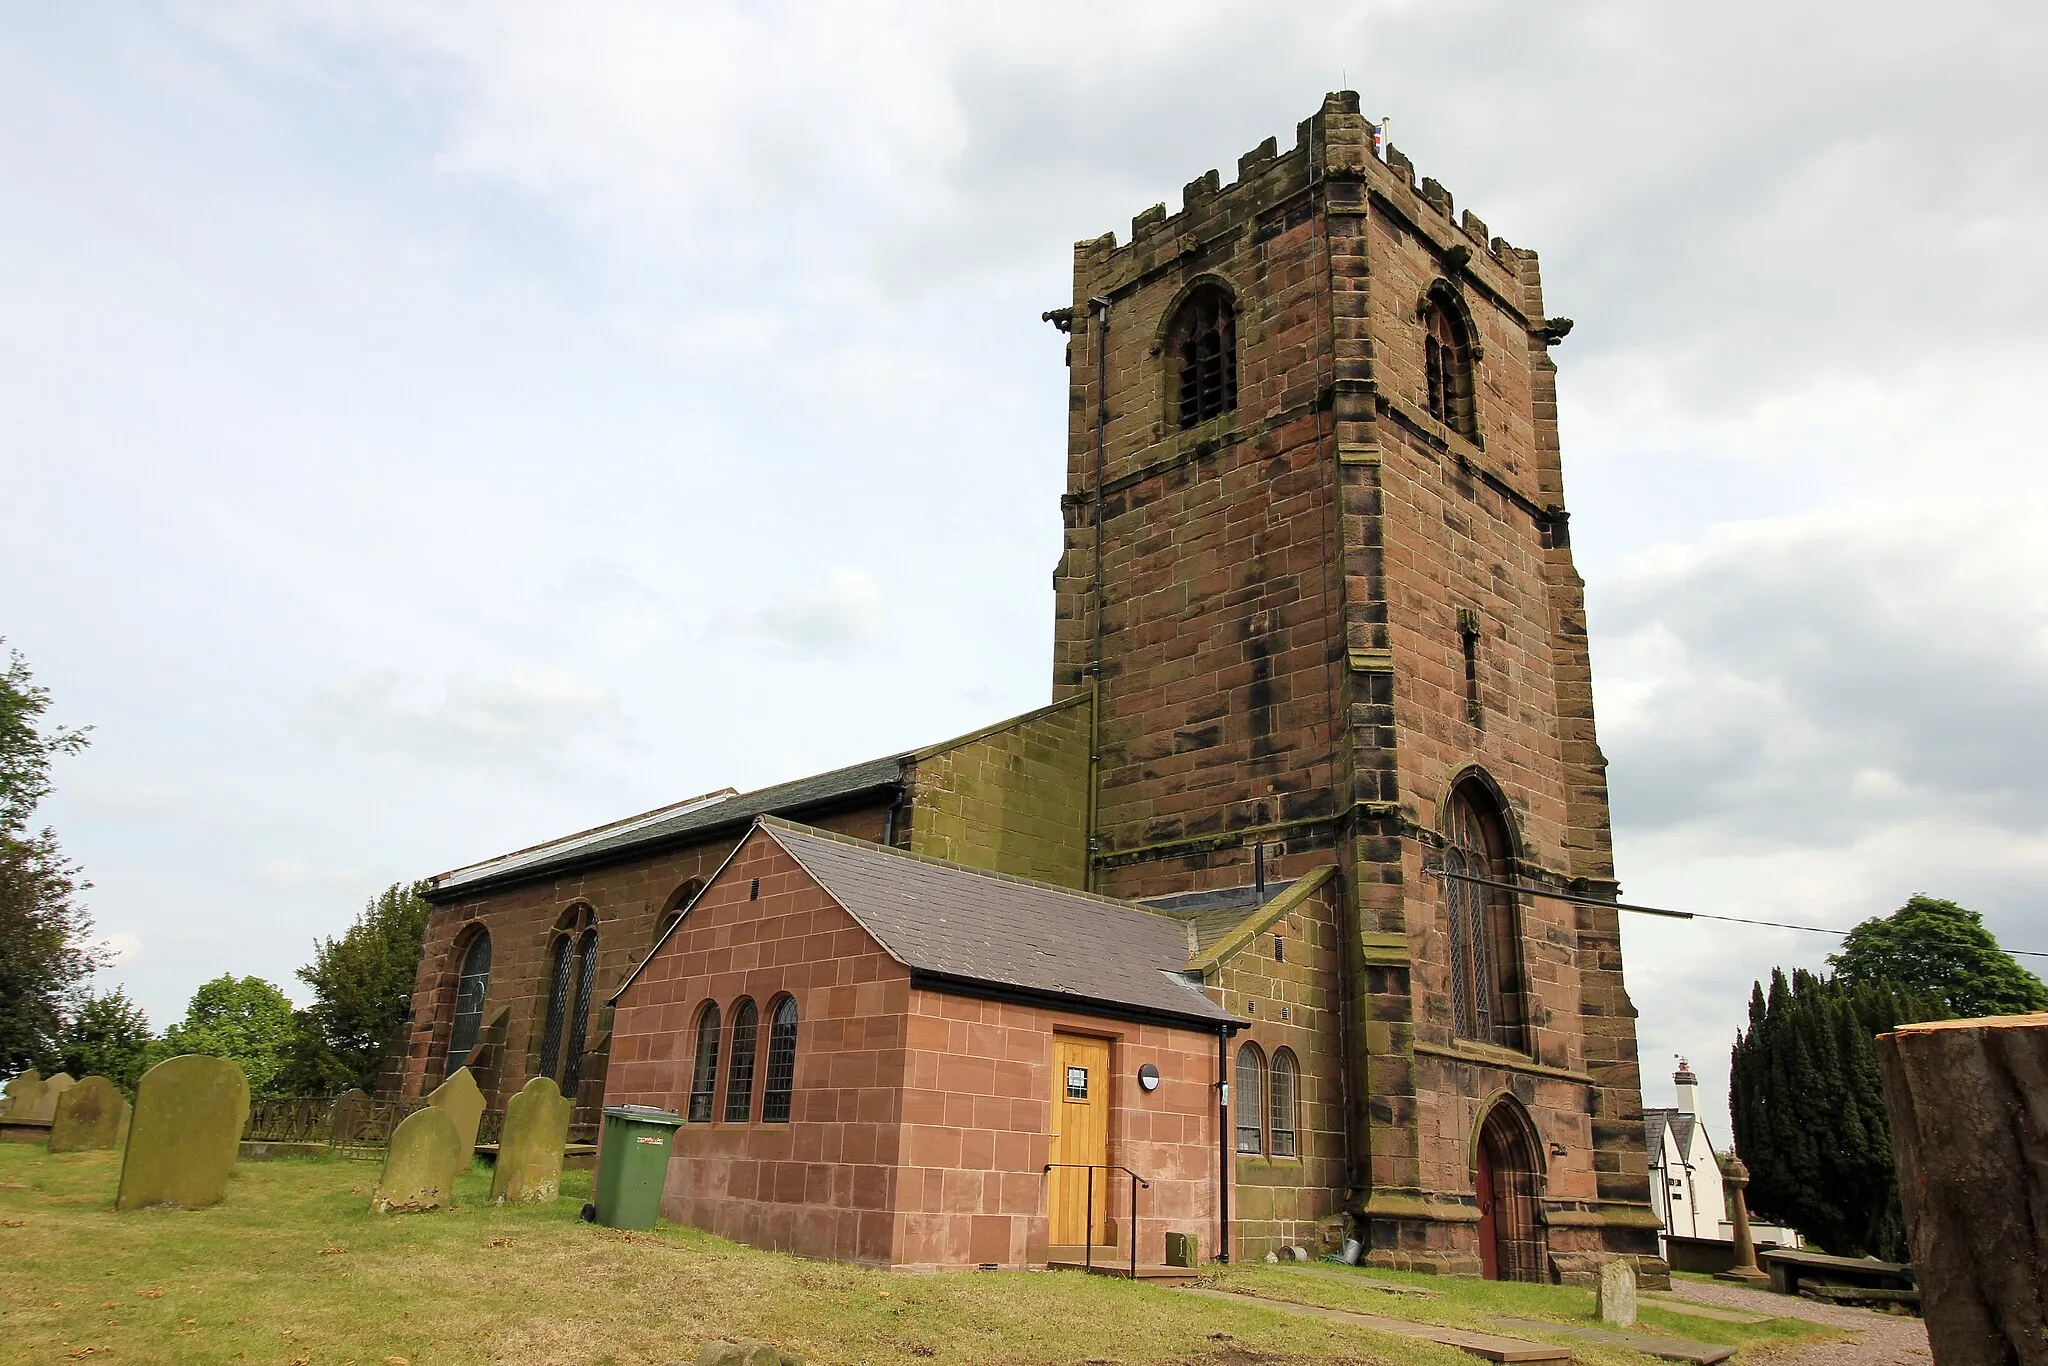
(1137, 1063), (1161, 1092)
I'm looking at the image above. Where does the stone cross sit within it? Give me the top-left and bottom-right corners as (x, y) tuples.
(426, 1066), (485, 1160)
(371, 1106), (465, 1214)
(489, 1076), (572, 1205)
(49, 1075), (128, 1152)
(1715, 1156), (1770, 1284)
(115, 1055), (250, 1211)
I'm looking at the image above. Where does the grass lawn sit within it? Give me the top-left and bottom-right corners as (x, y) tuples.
(0, 1143), (1823, 1366)
(1219, 1264), (1841, 1366)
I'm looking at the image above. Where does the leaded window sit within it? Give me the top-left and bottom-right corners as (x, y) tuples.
(446, 930), (491, 1076)
(724, 998), (759, 1123)
(1269, 1048), (1299, 1158)
(1168, 285), (1237, 428)
(687, 1002), (721, 1123)
(1443, 782), (1527, 1051)
(1235, 1043), (1265, 1154)
(537, 934), (575, 1081)
(561, 928), (598, 1097)
(761, 996), (798, 1124)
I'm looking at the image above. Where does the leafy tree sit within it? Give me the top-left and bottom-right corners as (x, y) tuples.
(1730, 968), (1941, 1258)
(56, 987), (155, 1092)
(0, 644), (102, 1074)
(1830, 894), (2048, 1018)
(277, 882), (429, 1095)
(158, 974), (297, 1095)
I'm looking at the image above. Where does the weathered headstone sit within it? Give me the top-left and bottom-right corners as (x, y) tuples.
(490, 1076), (573, 1205)
(115, 1055), (250, 1211)
(426, 1066), (484, 1161)
(371, 1106), (464, 1214)
(23, 1072), (75, 1124)
(1596, 1258), (1638, 1327)
(1, 1069), (43, 1120)
(49, 1076), (127, 1152)
(329, 1088), (373, 1145)
(1877, 1013), (2048, 1366)
(693, 1341), (803, 1366)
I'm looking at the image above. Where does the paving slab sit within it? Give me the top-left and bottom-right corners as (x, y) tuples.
(1642, 1295), (1772, 1326)
(1489, 1316), (1734, 1364)
(1178, 1286), (1572, 1363)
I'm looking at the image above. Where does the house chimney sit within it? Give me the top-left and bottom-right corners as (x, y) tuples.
(1673, 1058), (1699, 1116)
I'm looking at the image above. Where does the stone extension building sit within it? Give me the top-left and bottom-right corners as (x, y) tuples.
(398, 91), (1662, 1280)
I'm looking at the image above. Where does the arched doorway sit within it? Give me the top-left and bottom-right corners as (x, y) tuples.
(1475, 1101), (1544, 1281)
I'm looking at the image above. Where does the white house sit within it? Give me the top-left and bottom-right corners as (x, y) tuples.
(1644, 1060), (1800, 1263)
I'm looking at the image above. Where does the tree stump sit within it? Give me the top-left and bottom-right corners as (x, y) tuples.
(1875, 1013), (2048, 1366)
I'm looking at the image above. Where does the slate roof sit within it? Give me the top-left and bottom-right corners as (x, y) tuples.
(759, 819), (1238, 1030)
(428, 755), (906, 899)
(1140, 881), (1300, 955)
(1644, 1107), (1700, 1167)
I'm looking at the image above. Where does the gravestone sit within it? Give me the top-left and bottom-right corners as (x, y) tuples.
(694, 1341), (804, 1366)
(490, 1076), (573, 1205)
(1596, 1258), (1639, 1327)
(371, 1105), (464, 1214)
(427, 1066), (485, 1160)
(1164, 1231), (1200, 1268)
(115, 1055), (250, 1211)
(329, 1088), (373, 1145)
(24, 1072), (75, 1124)
(49, 1076), (127, 1152)
(1, 1069), (43, 1120)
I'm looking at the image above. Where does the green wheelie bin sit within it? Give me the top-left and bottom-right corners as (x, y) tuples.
(592, 1104), (683, 1230)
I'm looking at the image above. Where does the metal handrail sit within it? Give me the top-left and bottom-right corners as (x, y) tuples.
(1042, 1162), (1153, 1278)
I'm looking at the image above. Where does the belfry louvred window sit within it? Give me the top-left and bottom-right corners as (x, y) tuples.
(1423, 292), (1477, 440)
(1168, 284), (1237, 428)
(1442, 780), (1528, 1051)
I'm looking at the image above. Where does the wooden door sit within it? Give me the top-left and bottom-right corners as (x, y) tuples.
(1476, 1135), (1500, 1279)
(1047, 1034), (1111, 1246)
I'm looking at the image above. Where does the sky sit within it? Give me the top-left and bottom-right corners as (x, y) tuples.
(5, 1), (2047, 1136)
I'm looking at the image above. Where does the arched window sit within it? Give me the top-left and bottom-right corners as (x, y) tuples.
(761, 996), (799, 1124)
(1443, 780), (1527, 1050)
(538, 934), (575, 1081)
(1167, 284), (1237, 428)
(561, 928), (599, 1097)
(446, 930), (492, 1077)
(1269, 1048), (1299, 1158)
(656, 879), (702, 944)
(723, 998), (759, 1123)
(1422, 292), (1477, 440)
(686, 1002), (721, 1123)
(1234, 1043), (1266, 1154)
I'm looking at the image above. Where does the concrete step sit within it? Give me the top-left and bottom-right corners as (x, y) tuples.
(1046, 1245), (1200, 1282)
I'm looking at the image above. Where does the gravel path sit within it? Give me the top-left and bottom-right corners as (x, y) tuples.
(1659, 1281), (1929, 1366)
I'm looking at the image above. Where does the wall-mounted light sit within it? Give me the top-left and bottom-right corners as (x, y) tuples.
(1138, 1064), (1161, 1092)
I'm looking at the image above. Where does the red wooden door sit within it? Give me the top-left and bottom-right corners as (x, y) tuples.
(1475, 1136), (1500, 1279)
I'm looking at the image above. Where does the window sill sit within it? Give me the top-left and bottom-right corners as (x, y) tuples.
(1413, 1039), (1592, 1085)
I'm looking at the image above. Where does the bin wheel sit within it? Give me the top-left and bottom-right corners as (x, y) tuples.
(579, 1202), (597, 1223)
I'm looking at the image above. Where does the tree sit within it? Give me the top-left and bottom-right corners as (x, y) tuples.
(0, 644), (102, 1074)
(159, 974), (297, 1095)
(1730, 968), (1941, 1258)
(56, 987), (154, 1092)
(277, 882), (429, 1095)
(1830, 894), (2048, 1018)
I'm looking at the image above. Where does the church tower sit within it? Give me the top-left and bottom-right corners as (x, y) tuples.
(1051, 92), (1661, 1274)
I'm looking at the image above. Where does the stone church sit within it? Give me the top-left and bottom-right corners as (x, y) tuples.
(399, 91), (1662, 1280)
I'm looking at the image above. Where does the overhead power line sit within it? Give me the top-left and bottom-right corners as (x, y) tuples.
(1423, 866), (2048, 960)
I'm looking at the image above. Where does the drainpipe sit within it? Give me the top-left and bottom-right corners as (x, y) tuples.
(1217, 1025), (1234, 1263)
(1085, 295), (1111, 892)
(882, 781), (908, 849)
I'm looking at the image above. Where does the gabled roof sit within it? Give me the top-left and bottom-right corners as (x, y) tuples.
(1644, 1108), (1672, 1164)
(426, 754), (906, 900)
(614, 816), (1237, 1031)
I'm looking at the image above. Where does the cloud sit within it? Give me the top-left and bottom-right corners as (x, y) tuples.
(297, 665), (631, 769)
(98, 932), (142, 966)
(705, 567), (888, 659)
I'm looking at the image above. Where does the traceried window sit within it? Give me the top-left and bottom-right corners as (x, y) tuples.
(687, 1002), (722, 1123)
(561, 928), (599, 1097)
(446, 930), (491, 1077)
(538, 934), (575, 1082)
(1167, 284), (1238, 428)
(538, 909), (599, 1093)
(1269, 1048), (1300, 1158)
(1442, 780), (1528, 1051)
(1423, 292), (1477, 440)
(761, 996), (799, 1124)
(1234, 1043), (1266, 1154)
(723, 998), (759, 1123)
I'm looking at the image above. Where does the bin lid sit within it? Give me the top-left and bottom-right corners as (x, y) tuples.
(603, 1104), (683, 1125)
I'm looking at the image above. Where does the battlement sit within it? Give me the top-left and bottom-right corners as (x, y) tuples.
(1078, 91), (1530, 283)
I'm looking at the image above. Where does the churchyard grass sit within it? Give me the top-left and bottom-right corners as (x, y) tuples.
(1221, 1263), (1840, 1365)
(0, 1143), (1830, 1366)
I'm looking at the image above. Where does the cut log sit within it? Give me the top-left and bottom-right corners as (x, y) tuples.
(1875, 1013), (2048, 1366)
